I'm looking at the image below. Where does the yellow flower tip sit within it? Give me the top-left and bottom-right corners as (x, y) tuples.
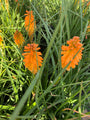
(24, 10), (36, 41)
(22, 43), (43, 74)
(61, 36), (84, 71)
(13, 30), (25, 47)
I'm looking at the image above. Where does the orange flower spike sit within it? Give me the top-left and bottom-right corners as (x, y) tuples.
(13, 30), (25, 47)
(61, 36), (84, 71)
(22, 43), (43, 74)
(24, 10), (36, 41)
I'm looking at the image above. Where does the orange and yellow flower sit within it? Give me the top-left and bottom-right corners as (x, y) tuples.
(0, 35), (3, 45)
(13, 30), (25, 47)
(24, 10), (36, 41)
(61, 36), (84, 71)
(22, 43), (43, 74)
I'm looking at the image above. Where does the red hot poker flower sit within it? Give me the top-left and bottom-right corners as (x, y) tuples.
(61, 36), (84, 71)
(22, 43), (43, 74)
(24, 10), (36, 41)
(13, 30), (25, 47)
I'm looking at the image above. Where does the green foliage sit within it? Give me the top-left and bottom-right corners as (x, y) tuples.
(0, 0), (90, 120)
